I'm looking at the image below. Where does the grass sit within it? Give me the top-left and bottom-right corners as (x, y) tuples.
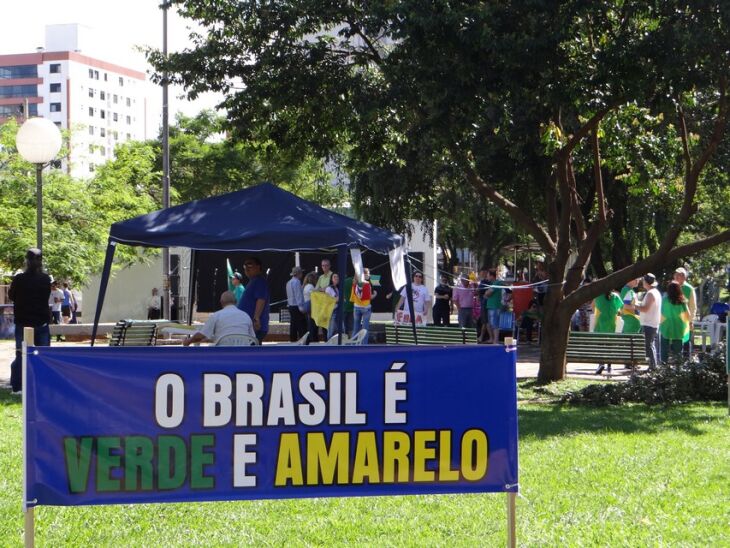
(1, 387), (728, 546)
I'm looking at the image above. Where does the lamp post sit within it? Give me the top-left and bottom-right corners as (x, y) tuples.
(15, 117), (62, 253)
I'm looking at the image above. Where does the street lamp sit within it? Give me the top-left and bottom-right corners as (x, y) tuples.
(15, 117), (62, 253)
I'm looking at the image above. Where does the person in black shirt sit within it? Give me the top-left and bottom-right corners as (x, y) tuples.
(8, 248), (51, 393)
(432, 274), (453, 326)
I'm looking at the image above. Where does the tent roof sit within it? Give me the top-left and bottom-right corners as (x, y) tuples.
(109, 183), (403, 253)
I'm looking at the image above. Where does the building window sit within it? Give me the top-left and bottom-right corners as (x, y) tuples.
(89, 163), (95, 172)
(49, 83), (61, 93)
(113, 130), (118, 140)
(0, 85), (38, 98)
(89, 126), (94, 136)
(100, 128), (106, 137)
(89, 144), (95, 153)
(89, 68), (94, 78)
(104, 73), (108, 81)
(50, 103), (62, 112)
(94, 70), (99, 80)
(89, 88), (94, 98)
(49, 63), (61, 74)
(0, 104), (36, 116)
(126, 97), (131, 107)
(113, 94), (118, 104)
(126, 115), (131, 125)
(88, 107), (94, 117)
(100, 110), (106, 119)
(113, 112), (118, 122)
(119, 76), (124, 86)
(126, 133), (131, 140)
(100, 90), (106, 100)
(1, 64), (38, 79)
(54, 122), (62, 128)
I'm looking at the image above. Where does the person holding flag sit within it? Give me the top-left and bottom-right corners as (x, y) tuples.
(227, 258), (245, 304)
(352, 268), (376, 342)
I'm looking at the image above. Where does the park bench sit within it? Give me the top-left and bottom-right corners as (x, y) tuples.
(566, 331), (647, 367)
(384, 324), (478, 345)
(109, 320), (158, 347)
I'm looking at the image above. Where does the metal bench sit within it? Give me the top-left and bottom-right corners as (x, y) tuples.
(384, 324), (478, 345)
(109, 320), (158, 346)
(566, 331), (647, 367)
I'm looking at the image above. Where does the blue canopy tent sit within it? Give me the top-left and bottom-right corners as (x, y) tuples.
(91, 183), (417, 344)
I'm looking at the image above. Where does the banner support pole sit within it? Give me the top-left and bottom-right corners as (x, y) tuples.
(22, 327), (35, 548)
(506, 491), (516, 548)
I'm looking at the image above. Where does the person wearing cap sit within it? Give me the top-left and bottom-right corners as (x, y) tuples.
(238, 257), (270, 343)
(285, 265), (306, 341)
(673, 267), (696, 356)
(634, 273), (663, 369)
(229, 271), (245, 305)
(8, 249), (52, 393)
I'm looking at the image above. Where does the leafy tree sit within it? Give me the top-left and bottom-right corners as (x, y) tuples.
(149, 1), (730, 382)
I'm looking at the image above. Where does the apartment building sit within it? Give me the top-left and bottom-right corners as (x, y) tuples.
(0, 24), (148, 178)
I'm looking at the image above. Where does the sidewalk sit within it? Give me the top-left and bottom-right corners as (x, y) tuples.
(0, 339), (633, 391)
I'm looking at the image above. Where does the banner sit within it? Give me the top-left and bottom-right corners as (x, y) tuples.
(25, 345), (518, 507)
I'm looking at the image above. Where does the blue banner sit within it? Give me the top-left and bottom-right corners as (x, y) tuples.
(25, 345), (518, 507)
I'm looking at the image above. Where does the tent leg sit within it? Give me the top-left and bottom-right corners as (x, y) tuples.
(24, 507), (34, 548)
(91, 241), (116, 346)
(187, 250), (198, 326)
(404, 253), (418, 344)
(336, 246), (347, 344)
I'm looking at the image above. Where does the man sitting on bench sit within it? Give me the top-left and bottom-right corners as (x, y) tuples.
(183, 291), (255, 346)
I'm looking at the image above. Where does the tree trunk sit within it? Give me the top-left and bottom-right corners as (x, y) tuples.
(537, 301), (572, 383)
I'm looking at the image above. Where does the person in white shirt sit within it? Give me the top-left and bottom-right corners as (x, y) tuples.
(147, 288), (162, 320)
(634, 273), (662, 369)
(397, 271), (432, 323)
(183, 291), (255, 345)
(285, 266), (307, 341)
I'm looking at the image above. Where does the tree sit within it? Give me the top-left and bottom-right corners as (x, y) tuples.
(149, 1), (730, 382)
(0, 119), (159, 284)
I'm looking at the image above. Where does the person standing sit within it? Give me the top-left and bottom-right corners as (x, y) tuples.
(343, 274), (355, 336)
(673, 267), (696, 357)
(49, 281), (63, 326)
(316, 258), (333, 290)
(61, 282), (75, 324)
(238, 257), (270, 343)
(229, 272), (245, 305)
(634, 273), (662, 370)
(352, 268), (376, 341)
(8, 249), (51, 393)
(620, 278), (642, 334)
(397, 271), (431, 325)
(285, 266), (307, 342)
(480, 270), (503, 344)
(302, 271), (318, 343)
(432, 274), (453, 326)
(325, 272), (341, 337)
(660, 281), (691, 363)
(593, 289), (624, 374)
(453, 276), (475, 328)
(147, 288), (162, 320)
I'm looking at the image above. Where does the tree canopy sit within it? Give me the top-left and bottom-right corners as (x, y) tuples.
(146, 1), (727, 380)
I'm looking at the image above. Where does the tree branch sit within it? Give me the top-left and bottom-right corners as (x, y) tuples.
(677, 104), (692, 181)
(559, 106), (613, 157)
(345, 18), (384, 67)
(464, 165), (557, 256)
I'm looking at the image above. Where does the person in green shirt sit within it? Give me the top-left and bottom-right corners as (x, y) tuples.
(592, 290), (624, 374)
(619, 278), (641, 334)
(479, 270), (503, 344)
(228, 272), (245, 305)
(660, 281), (691, 364)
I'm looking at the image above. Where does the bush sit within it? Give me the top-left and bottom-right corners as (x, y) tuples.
(561, 344), (728, 406)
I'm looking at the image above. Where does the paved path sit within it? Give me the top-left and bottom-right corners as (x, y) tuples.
(0, 340), (635, 391)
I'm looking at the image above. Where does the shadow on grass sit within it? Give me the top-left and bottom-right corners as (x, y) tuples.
(519, 402), (725, 439)
(0, 387), (21, 406)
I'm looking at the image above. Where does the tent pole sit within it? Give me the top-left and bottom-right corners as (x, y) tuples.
(336, 246), (347, 344)
(90, 241), (117, 346)
(404, 253), (418, 344)
(187, 250), (197, 326)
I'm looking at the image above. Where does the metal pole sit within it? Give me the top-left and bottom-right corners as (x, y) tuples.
(23, 327), (35, 548)
(161, 1), (172, 320)
(35, 164), (42, 252)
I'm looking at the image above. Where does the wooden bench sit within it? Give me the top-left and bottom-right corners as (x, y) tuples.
(109, 320), (158, 347)
(384, 324), (478, 345)
(566, 331), (647, 367)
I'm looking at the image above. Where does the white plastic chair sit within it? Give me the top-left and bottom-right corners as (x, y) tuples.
(345, 329), (368, 345)
(214, 333), (259, 346)
(325, 334), (349, 345)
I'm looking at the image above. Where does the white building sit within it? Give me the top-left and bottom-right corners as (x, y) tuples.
(0, 24), (148, 178)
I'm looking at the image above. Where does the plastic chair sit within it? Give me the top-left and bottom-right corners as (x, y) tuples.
(214, 333), (259, 346)
(325, 334), (349, 345)
(345, 329), (368, 345)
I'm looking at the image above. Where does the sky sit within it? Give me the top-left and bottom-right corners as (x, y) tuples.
(0, 0), (223, 130)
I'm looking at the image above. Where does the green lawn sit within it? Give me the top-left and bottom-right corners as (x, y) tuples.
(1, 387), (728, 546)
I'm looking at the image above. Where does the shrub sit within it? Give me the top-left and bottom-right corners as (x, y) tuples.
(561, 344), (728, 406)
